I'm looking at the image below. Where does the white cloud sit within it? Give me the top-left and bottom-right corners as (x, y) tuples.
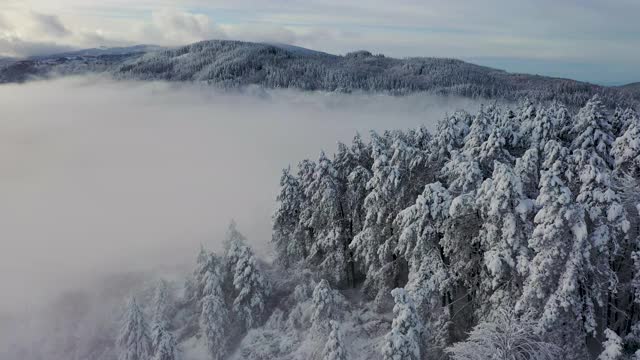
(29, 11), (71, 38)
(0, 37), (74, 57)
(0, 1), (638, 68)
(143, 8), (226, 45)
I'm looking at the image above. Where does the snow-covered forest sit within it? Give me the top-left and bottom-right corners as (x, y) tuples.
(1, 40), (638, 109)
(7, 94), (640, 360)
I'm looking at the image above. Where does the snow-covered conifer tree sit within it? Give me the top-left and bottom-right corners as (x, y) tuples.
(598, 329), (622, 360)
(476, 128), (514, 175)
(520, 106), (560, 151)
(441, 151), (483, 194)
(463, 106), (494, 152)
(149, 280), (177, 360)
(393, 182), (455, 350)
(349, 132), (393, 305)
(475, 162), (532, 319)
(117, 298), (152, 360)
(273, 167), (304, 267)
(514, 148), (540, 199)
(198, 250), (228, 359)
(516, 141), (592, 357)
(612, 107), (639, 138)
(429, 111), (471, 164)
(446, 311), (559, 360)
(569, 96), (629, 333)
(311, 279), (345, 333)
(150, 323), (178, 360)
(304, 151), (353, 286)
(381, 289), (423, 360)
(350, 132), (373, 170)
(150, 280), (172, 325)
(393, 182), (451, 309)
(612, 120), (640, 175)
(322, 321), (347, 360)
(292, 159), (317, 259)
(346, 165), (372, 240)
(517, 142), (583, 318)
(225, 223), (271, 331)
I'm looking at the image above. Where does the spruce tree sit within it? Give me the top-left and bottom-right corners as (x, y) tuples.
(381, 289), (423, 360)
(323, 321), (347, 360)
(225, 223), (271, 332)
(475, 162), (532, 319)
(117, 298), (152, 360)
(273, 167), (304, 267)
(198, 251), (228, 359)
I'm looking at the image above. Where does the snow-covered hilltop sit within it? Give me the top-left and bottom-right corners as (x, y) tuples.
(1, 40), (638, 108)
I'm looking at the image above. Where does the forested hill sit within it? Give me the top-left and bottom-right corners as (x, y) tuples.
(1, 39), (638, 108)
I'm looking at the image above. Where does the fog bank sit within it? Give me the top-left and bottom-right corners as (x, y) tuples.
(0, 77), (482, 315)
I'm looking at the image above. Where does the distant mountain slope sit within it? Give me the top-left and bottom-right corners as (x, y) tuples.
(30, 45), (164, 60)
(1, 39), (637, 108)
(621, 82), (640, 88)
(0, 46), (154, 84)
(620, 82), (640, 92)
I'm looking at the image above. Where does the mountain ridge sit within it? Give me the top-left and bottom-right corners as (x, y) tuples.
(1, 39), (638, 108)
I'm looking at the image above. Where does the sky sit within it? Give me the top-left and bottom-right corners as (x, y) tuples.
(1, 0), (638, 84)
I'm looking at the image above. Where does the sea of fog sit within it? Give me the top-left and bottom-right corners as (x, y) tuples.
(0, 77), (482, 316)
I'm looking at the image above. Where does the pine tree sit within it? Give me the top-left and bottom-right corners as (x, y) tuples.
(517, 142), (583, 318)
(411, 124), (432, 151)
(322, 321), (347, 360)
(476, 127), (514, 176)
(150, 280), (172, 325)
(515, 99), (537, 149)
(333, 142), (357, 183)
(198, 250), (228, 359)
(445, 311), (559, 360)
(293, 159), (317, 259)
(381, 289), (423, 360)
(349, 132), (393, 305)
(117, 298), (152, 360)
(394, 182), (452, 311)
(514, 148), (540, 199)
(520, 106), (559, 151)
(441, 151), (483, 194)
(475, 162), (532, 319)
(350, 132), (373, 170)
(464, 106), (494, 151)
(150, 323), (178, 360)
(311, 279), (345, 333)
(149, 280), (177, 360)
(273, 167), (304, 267)
(612, 107), (638, 138)
(225, 223), (271, 331)
(612, 120), (640, 175)
(393, 182), (455, 350)
(496, 107), (519, 150)
(429, 111), (471, 164)
(376, 129), (432, 282)
(569, 96), (630, 334)
(304, 151), (352, 286)
(598, 329), (623, 360)
(549, 101), (573, 144)
(516, 141), (592, 357)
(346, 165), (372, 240)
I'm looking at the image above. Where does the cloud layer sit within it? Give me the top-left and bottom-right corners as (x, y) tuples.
(0, 76), (482, 315)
